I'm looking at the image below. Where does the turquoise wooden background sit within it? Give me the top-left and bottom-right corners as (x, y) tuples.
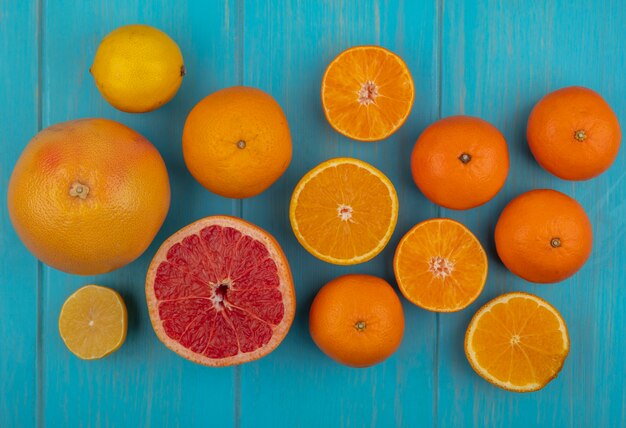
(1, 0), (625, 426)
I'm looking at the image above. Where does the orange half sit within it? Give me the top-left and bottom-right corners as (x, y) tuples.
(321, 46), (415, 141)
(290, 157), (398, 265)
(465, 292), (570, 392)
(393, 218), (487, 312)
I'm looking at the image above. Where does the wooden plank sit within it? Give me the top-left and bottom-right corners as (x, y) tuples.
(239, 1), (439, 426)
(4, 0), (625, 425)
(40, 1), (240, 426)
(438, 1), (626, 426)
(0, 1), (40, 426)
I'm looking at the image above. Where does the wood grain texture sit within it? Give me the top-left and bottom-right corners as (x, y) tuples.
(0, 0), (625, 426)
(239, 1), (438, 426)
(437, 1), (626, 427)
(0, 1), (39, 426)
(39, 1), (239, 426)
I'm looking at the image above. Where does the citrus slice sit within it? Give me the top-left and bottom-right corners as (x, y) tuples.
(145, 215), (295, 366)
(289, 157), (399, 265)
(58, 285), (128, 360)
(321, 46), (414, 141)
(393, 218), (487, 312)
(465, 292), (570, 392)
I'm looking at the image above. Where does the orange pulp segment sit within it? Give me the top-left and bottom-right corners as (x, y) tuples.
(465, 292), (570, 392)
(393, 218), (487, 312)
(290, 157), (398, 265)
(321, 46), (415, 141)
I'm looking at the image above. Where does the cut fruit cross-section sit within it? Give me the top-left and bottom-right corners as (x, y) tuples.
(145, 216), (295, 366)
(393, 218), (487, 312)
(289, 157), (399, 265)
(321, 46), (415, 141)
(465, 292), (570, 392)
(58, 285), (127, 360)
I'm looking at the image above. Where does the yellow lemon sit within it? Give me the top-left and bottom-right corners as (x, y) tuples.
(58, 285), (128, 360)
(91, 24), (185, 113)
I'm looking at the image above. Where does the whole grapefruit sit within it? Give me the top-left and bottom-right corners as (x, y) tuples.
(8, 118), (171, 275)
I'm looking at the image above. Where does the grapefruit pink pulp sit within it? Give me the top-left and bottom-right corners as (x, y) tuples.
(146, 216), (295, 366)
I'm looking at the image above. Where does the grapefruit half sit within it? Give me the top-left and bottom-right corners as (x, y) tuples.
(146, 216), (295, 366)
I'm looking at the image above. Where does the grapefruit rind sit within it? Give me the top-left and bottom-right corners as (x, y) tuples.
(289, 157), (399, 265)
(464, 292), (570, 392)
(145, 215), (295, 366)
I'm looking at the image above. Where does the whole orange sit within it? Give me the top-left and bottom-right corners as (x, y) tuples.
(8, 119), (170, 275)
(309, 274), (404, 368)
(411, 116), (510, 210)
(182, 86), (292, 199)
(495, 189), (592, 283)
(527, 86), (621, 180)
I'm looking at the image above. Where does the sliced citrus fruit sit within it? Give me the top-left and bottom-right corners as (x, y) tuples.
(465, 292), (570, 392)
(58, 285), (128, 360)
(145, 215), (295, 366)
(321, 46), (414, 141)
(289, 157), (398, 265)
(393, 218), (487, 312)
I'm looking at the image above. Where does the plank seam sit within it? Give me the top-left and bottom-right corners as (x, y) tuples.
(35, 0), (44, 426)
(434, 0), (444, 426)
(238, 0), (244, 88)
(234, 365), (241, 428)
(234, 0), (244, 427)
